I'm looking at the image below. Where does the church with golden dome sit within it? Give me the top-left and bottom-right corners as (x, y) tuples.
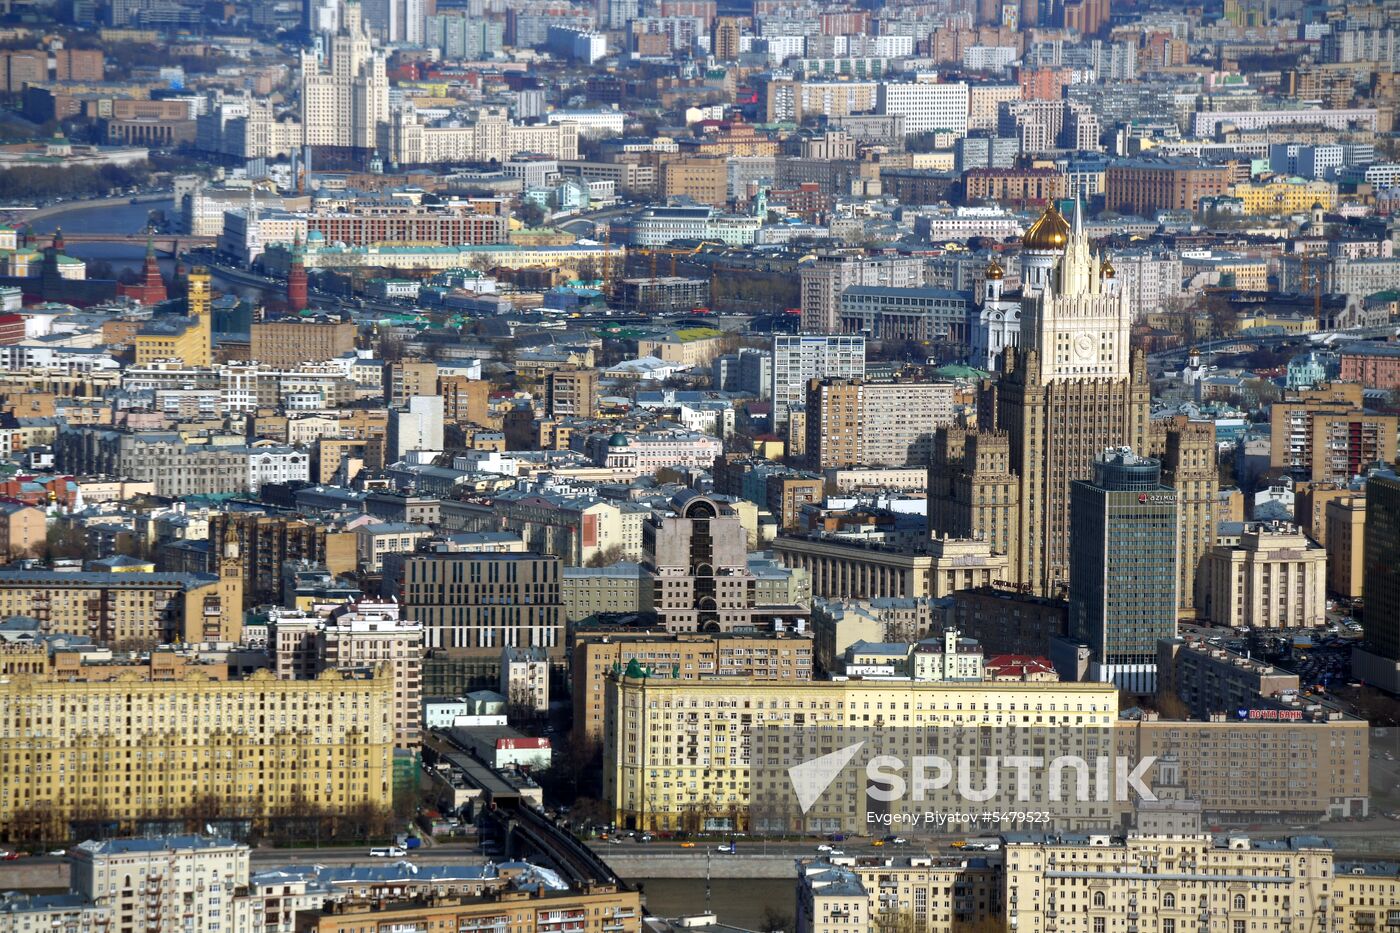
(1022, 197), (1130, 383)
(970, 201), (1079, 371)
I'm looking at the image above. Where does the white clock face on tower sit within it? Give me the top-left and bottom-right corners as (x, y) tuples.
(1073, 334), (1095, 361)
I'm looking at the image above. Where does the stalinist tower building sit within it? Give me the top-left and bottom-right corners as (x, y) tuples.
(931, 202), (1151, 597)
(300, 1), (389, 153)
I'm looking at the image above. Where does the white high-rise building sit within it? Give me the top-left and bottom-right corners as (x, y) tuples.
(605, 0), (638, 29)
(306, 0), (341, 36)
(876, 80), (969, 136)
(300, 2), (390, 151)
(390, 394), (444, 459)
(364, 0), (426, 43)
(771, 334), (865, 427)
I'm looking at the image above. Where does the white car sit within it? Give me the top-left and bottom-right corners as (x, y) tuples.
(369, 846), (406, 857)
(817, 844), (833, 852)
(828, 849), (845, 857)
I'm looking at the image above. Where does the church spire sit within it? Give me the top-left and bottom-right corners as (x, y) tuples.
(1072, 196), (1084, 238)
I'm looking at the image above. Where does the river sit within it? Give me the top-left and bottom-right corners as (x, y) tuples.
(633, 877), (795, 929)
(22, 197), (273, 302)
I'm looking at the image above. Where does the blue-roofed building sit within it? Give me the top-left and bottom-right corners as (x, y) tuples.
(0, 892), (109, 929)
(0, 567), (235, 644)
(70, 835), (249, 933)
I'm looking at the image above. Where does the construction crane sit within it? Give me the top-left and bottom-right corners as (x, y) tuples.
(1298, 253), (1324, 329)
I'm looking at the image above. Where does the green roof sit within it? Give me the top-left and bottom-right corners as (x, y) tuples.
(672, 326), (722, 342)
(935, 363), (991, 379)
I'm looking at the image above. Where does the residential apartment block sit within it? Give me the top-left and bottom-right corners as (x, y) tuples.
(270, 599), (423, 749)
(804, 377), (956, 470)
(571, 629), (814, 741)
(70, 836), (249, 933)
(0, 667), (393, 838)
(0, 566), (241, 647)
(1269, 383), (1398, 484)
(604, 674), (1119, 833)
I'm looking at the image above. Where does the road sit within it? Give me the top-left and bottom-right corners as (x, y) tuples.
(556, 204), (635, 234)
(1146, 325), (1400, 370)
(0, 191), (170, 225)
(246, 843), (494, 867)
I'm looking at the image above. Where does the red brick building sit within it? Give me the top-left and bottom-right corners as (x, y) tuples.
(1340, 343), (1400, 390)
(1104, 159), (1235, 214)
(769, 182), (834, 222)
(1017, 66), (1071, 101)
(0, 314), (24, 346)
(53, 48), (103, 81)
(305, 211), (508, 246)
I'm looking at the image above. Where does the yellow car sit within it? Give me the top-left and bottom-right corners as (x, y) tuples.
(679, 841), (696, 848)
(871, 840), (885, 847)
(951, 840), (967, 848)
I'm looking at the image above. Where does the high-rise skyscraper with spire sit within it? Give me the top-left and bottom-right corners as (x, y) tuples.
(931, 200), (1151, 598)
(300, 0), (389, 153)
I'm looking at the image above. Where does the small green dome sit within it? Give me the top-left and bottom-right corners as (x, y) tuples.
(608, 432), (630, 447)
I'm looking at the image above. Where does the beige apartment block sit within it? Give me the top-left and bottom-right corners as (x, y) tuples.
(1004, 834), (1337, 933)
(604, 675), (1119, 833)
(571, 630), (813, 741)
(1325, 495), (1366, 599)
(0, 668), (393, 838)
(1203, 522), (1327, 629)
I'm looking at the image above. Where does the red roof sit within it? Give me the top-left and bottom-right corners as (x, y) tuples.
(985, 655), (1057, 677)
(496, 737), (551, 750)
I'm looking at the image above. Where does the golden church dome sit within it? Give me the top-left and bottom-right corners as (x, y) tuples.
(1022, 204), (1070, 251)
(986, 258), (1004, 280)
(1100, 257), (1115, 278)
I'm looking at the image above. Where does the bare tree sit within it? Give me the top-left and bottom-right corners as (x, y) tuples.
(585, 544), (625, 568)
(760, 906), (792, 932)
(1152, 691), (1192, 720)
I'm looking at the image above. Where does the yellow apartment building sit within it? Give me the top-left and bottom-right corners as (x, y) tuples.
(603, 673), (1120, 834)
(0, 667), (393, 839)
(132, 268), (212, 367)
(0, 565), (241, 647)
(1228, 176), (1337, 215)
